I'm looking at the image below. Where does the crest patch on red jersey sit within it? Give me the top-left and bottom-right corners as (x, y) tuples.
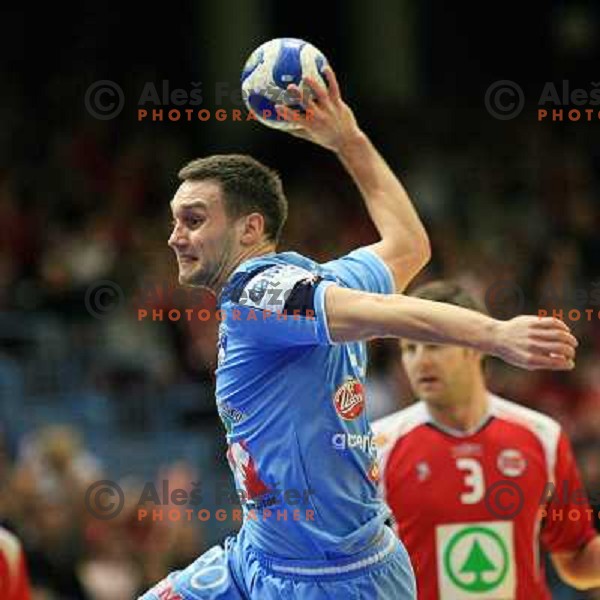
(497, 449), (527, 477)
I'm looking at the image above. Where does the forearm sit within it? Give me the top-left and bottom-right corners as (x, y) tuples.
(378, 294), (497, 351)
(288, 67), (429, 288)
(325, 285), (576, 371)
(554, 537), (600, 589)
(336, 131), (429, 255)
(328, 289), (498, 353)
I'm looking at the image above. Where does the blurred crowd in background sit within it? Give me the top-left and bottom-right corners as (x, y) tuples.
(2, 1), (599, 598)
(1, 99), (599, 599)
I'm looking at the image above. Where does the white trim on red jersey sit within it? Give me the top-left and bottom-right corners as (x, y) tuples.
(488, 394), (563, 580)
(0, 527), (23, 598)
(373, 393), (563, 501)
(371, 400), (429, 506)
(488, 394), (561, 484)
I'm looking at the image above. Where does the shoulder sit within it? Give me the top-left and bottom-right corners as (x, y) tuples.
(372, 401), (429, 456)
(489, 394), (561, 441)
(221, 253), (323, 308)
(489, 393), (563, 474)
(0, 527), (23, 572)
(0, 527), (21, 553)
(320, 247), (395, 294)
(234, 252), (320, 284)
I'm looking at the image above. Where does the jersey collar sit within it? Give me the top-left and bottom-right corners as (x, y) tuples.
(422, 393), (494, 438)
(217, 252), (277, 308)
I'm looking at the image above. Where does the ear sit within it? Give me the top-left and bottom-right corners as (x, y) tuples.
(239, 212), (266, 245)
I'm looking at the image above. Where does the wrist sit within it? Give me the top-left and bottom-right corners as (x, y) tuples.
(334, 128), (368, 158)
(481, 318), (502, 356)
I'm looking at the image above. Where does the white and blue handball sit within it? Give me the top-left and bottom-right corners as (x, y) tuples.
(241, 38), (329, 130)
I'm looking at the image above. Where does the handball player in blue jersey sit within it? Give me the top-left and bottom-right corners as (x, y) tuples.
(140, 68), (577, 599)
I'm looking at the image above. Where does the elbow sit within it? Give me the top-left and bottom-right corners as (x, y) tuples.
(416, 224), (432, 263)
(377, 230), (431, 292)
(401, 237), (432, 280)
(416, 235), (432, 270)
(406, 246), (430, 285)
(553, 541), (600, 591)
(403, 229), (432, 273)
(385, 222), (431, 268)
(558, 574), (595, 591)
(559, 563), (600, 590)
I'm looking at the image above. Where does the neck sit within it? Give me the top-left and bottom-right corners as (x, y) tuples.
(426, 375), (489, 434)
(211, 240), (276, 296)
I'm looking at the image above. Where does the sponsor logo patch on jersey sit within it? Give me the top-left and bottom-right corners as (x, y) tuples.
(497, 449), (527, 477)
(368, 459), (380, 483)
(373, 432), (389, 448)
(239, 264), (316, 312)
(330, 432), (375, 453)
(333, 378), (365, 420)
(436, 521), (515, 600)
(452, 443), (483, 458)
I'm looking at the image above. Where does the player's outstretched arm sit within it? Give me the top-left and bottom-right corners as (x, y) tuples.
(552, 537), (600, 590)
(323, 285), (577, 370)
(285, 67), (430, 292)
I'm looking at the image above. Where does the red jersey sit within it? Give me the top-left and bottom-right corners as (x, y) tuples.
(0, 527), (31, 600)
(373, 394), (596, 600)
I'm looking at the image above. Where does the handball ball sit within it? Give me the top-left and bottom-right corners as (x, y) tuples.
(241, 38), (329, 131)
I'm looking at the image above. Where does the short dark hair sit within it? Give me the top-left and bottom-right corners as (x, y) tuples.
(178, 154), (288, 244)
(409, 279), (487, 314)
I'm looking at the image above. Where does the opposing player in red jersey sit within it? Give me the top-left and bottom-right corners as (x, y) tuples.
(373, 281), (600, 600)
(0, 526), (31, 600)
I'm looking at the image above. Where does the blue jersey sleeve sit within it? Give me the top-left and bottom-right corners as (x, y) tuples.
(223, 263), (336, 347)
(320, 247), (394, 295)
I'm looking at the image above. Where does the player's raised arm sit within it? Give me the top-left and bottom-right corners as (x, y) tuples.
(323, 285), (577, 371)
(286, 67), (430, 292)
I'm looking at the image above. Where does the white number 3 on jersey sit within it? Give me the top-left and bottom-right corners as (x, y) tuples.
(456, 458), (485, 504)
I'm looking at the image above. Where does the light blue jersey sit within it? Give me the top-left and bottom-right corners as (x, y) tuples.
(140, 248), (417, 599)
(215, 247), (394, 558)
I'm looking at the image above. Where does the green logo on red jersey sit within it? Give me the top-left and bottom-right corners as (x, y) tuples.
(436, 521), (515, 599)
(445, 526), (509, 592)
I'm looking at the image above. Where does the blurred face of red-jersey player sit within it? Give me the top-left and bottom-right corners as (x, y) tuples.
(400, 340), (485, 410)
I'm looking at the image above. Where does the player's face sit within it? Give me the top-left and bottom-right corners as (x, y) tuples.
(168, 180), (237, 288)
(400, 341), (480, 406)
